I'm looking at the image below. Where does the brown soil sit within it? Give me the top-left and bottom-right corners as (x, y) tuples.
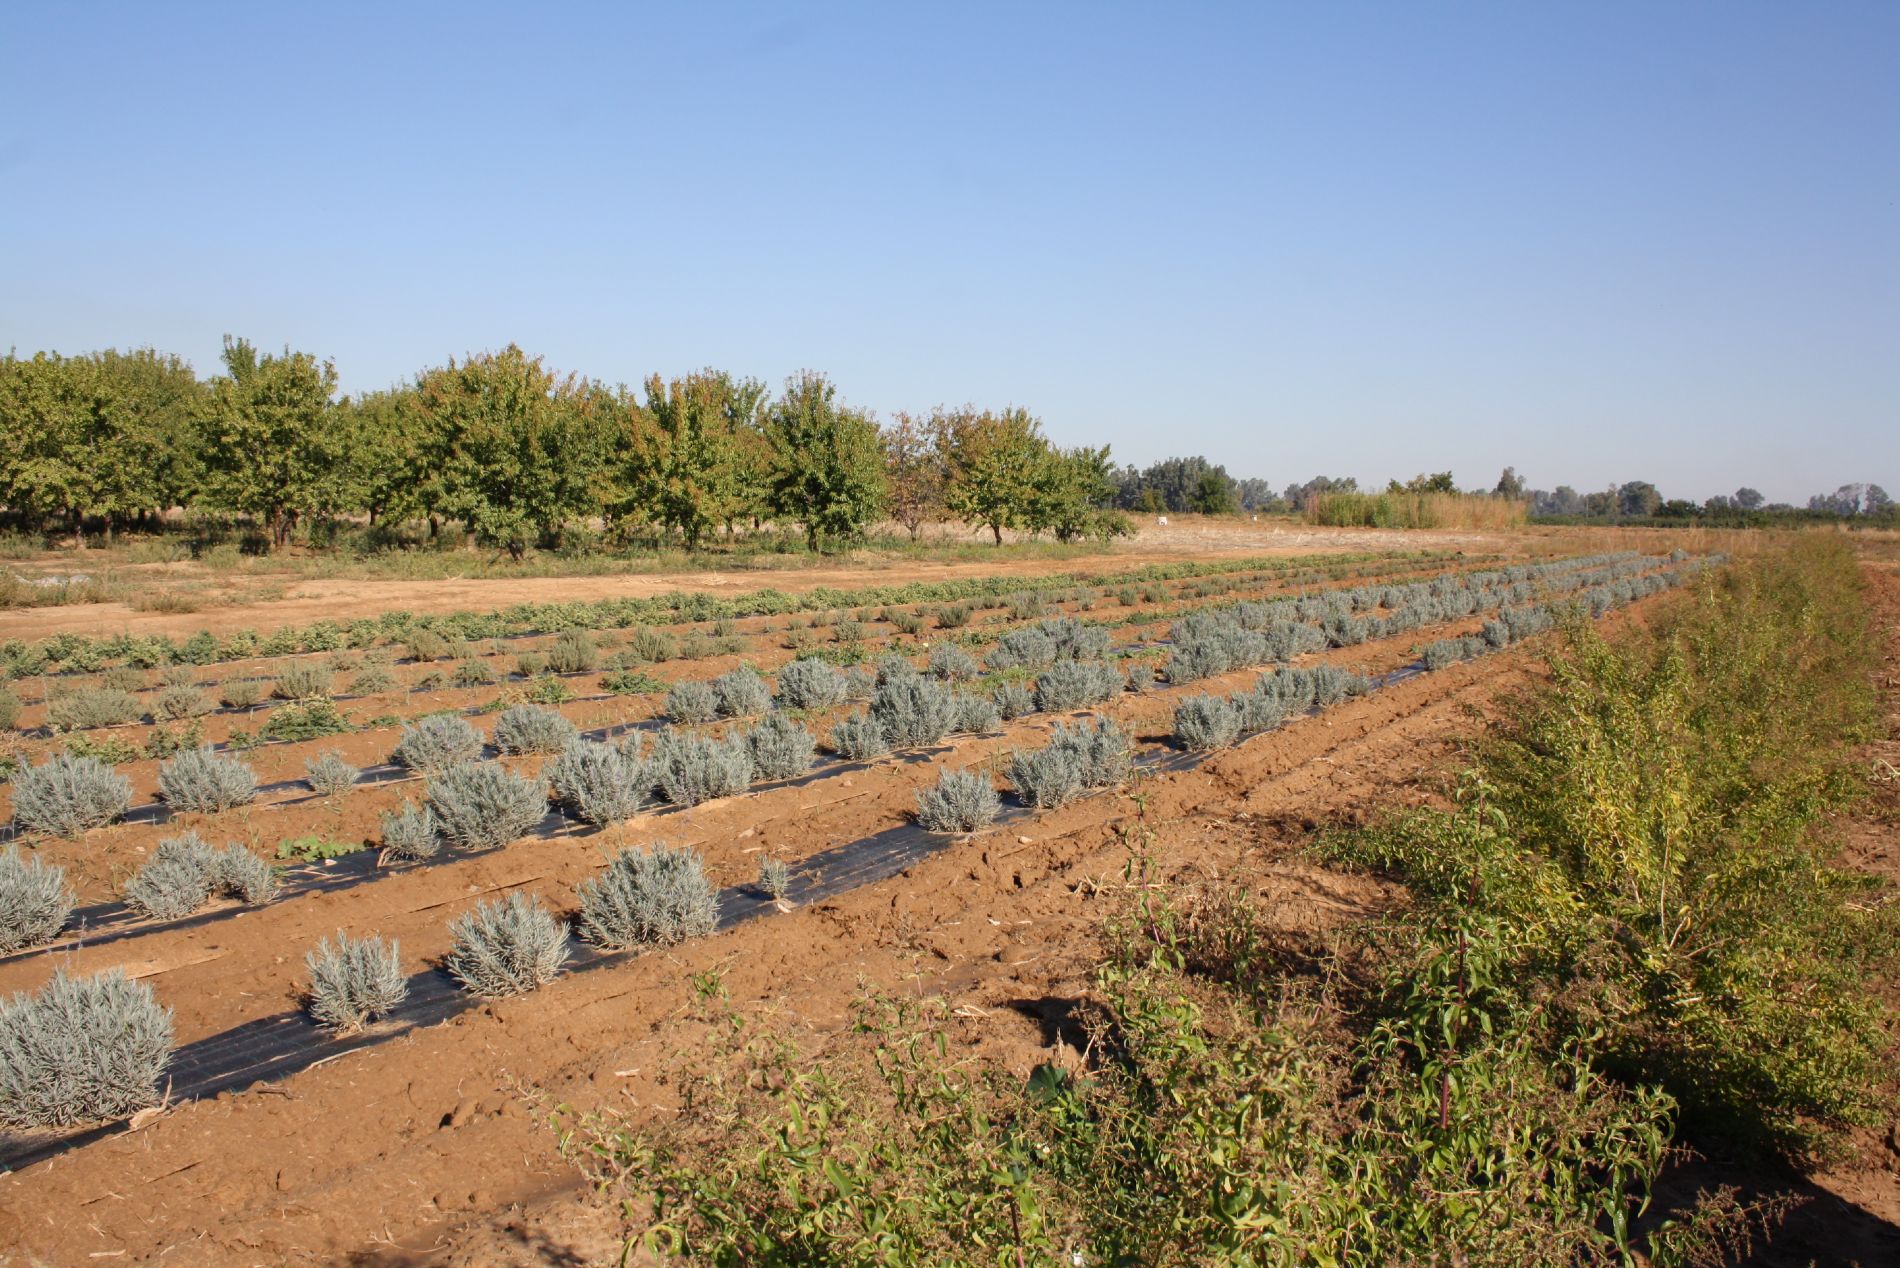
(0, 519), (1560, 643)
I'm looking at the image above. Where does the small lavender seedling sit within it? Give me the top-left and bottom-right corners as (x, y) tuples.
(304, 749), (360, 797)
(758, 856), (793, 901)
(305, 932), (408, 1033)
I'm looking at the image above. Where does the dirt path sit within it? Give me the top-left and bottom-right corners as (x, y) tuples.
(0, 521), (1532, 642)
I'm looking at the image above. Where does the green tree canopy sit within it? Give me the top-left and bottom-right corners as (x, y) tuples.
(943, 407), (1049, 544)
(410, 346), (606, 558)
(763, 371), (887, 551)
(199, 337), (343, 549)
(618, 369), (765, 549)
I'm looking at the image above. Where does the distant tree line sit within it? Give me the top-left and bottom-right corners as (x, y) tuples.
(1506, 469), (1895, 525)
(0, 342), (1132, 554)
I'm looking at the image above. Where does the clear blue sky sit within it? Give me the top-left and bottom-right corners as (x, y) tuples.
(3, 2), (1894, 504)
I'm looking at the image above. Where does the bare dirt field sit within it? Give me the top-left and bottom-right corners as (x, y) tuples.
(0, 517), (1688, 643)
(0, 531), (1890, 1266)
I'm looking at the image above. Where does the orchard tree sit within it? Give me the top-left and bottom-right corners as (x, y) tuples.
(621, 369), (760, 549)
(763, 371), (887, 551)
(0, 352), (112, 538)
(339, 385), (433, 530)
(883, 409), (950, 540)
(1494, 466), (1526, 499)
(943, 407), (1049, 544)
(0, 349), (206, 540)
(411, 346), (606, 559)
(199, 338), (344, 549)
(1188, 468), (1237, 514)
(1030, 445), (1131, 542)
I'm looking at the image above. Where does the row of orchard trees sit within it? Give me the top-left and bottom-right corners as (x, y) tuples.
(0, 341), (1128, 554)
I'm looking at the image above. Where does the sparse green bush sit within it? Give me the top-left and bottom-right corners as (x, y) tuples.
(712, 666), (771, 718)
(404, 629), (454, 662)
(46, 688), (142, 732)
(271, 662), (334, 701)
(775, 658), (848, 710)
(524, 674), (573, 705)
(152, 683), (214, 721)
(494, 704), (579, 755)
(602, 668), (666, 695)
(577, 845), (720, 949)
(452, 660), (498, 688)
(548, 740), (652, 825)
(915, 768), (1001, 832)
(828, 712), (889, 761)
(100, 667), (147, 693)
(304, 749), (360, 797)
(219, 679), (265, 709)
(305, 932), (407, 1033)
(427, 763), (547, 851)
(260, 699), (352, 742)
(0, 969), (172, 1129)
(445, 893), (569, 997)
(346, 667), (395, 699)
(1173, 694), (1242, 750)
(1006, 591), (1047, 621)
(546, 628), (599, 674)
(652, 731), (753, 807)
(379, 801), (441, 860)
(157, 747), (257, 813)
(666, 680), (719, 724)
(745, 714), (817, 781)
(393, 713), (484, 774)
(515, 650), (548, 677)
(0, 849), (74, 953)
(11, 753), (133, 837)
(630, 628), (676, 662)
(0, 686), (19, 731)
(158, 665), (199, 690)
(934, 602), (972, 629)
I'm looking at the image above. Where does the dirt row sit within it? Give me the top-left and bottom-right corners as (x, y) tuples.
(0, 550), (1575, 896)
(0, 520), (1554, 643)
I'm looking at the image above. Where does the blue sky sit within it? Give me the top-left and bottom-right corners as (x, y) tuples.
(2, 2), (1894, 503)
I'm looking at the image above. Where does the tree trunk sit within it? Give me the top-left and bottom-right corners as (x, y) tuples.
(991, 522), (1003, 545)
